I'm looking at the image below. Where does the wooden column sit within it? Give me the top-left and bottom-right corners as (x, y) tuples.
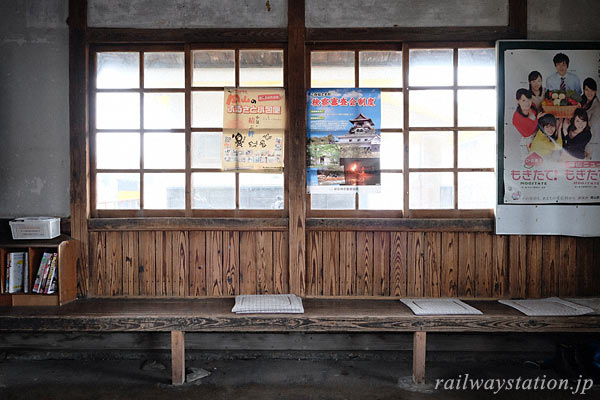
(412, 331), (426, 384)
(171, 330), (185, 385)
(68, 0), (89, 297)
(287, 0), (307, 295)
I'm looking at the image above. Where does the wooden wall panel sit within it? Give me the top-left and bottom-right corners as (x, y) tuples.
(307, 232), (322, 295)
(559, 236), (576, 297)
(322, 232), (340, 296)
(509, 235), (527, 298)
(172, 231), (188, 297)
(373, 232), (390, 296)
(90, 232), (105, 296)
(458, 232), (475, 297)
(475, 233), (492, 298)
(223, 231), (240, 296)
(577, 238), (595, 296)
(407, 232), (424, 296)
(541, 236), (559, 297)
(206, 231), (223, 296)
(189, 231), (206, 296)
(441, 232), (458, 297)
(492, 235), (508, 298)
(424, 232), (440, 297)
(391, 232), (407, 297)
(122, 232), (138, 296)
(526, 235), (542, 298)
(357, 232), (374, 296)
(105, 232), (122, 296)
(339, 232), (356, 296)
(256, 232), (274, 295)
(240, 232), (256, 294)
(138, 231), (156, 296)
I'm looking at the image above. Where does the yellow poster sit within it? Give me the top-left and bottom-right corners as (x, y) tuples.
(223, 88), (286, 130)
(223, 129), (284, 171)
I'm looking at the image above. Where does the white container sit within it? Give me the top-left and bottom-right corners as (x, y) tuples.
(9, 217), (61, 240)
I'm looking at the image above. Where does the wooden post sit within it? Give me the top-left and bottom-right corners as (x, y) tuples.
(171, 330), (185, 385)
(412, 331), (426, 384)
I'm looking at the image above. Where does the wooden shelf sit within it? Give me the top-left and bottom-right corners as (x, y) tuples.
(0, 237), (78, 306)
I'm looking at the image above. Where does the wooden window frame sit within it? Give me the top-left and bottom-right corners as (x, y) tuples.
(89, 43), (288, 219)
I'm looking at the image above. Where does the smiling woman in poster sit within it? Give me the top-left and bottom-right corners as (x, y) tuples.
(529, 113), (563, 158)
(512, 88), (538, 137)
(561, 108), (592, 159)
(528, 71), (546, 109)
(582, 78), (600, 132)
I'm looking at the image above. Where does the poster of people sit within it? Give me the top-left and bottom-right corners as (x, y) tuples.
(222, 88), (285, 171)
(306, 88), (382, 193)
(501, 42), (600, 204)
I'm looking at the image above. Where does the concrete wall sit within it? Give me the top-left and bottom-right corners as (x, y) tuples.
(0, 0), (70, 218)
(1, 0), (600, 219)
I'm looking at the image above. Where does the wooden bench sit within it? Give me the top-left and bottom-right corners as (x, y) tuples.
(1, 298), (599, 385)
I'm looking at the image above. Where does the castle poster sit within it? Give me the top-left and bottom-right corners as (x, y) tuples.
(306, 88), (381, 193)
(500, 42), (600, 204)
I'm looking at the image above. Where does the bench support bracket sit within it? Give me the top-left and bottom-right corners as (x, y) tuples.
(171, 330), (185, 385)
(413, 331), (426, 384)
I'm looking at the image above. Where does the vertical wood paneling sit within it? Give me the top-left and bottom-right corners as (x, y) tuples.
(206, 231), (223, 296)
(541, 236), (559, 297)
(307, 232), (323, 295)
(509, 235), (527, 298)
(526, 235), (542, 298)
(441, 232), (458, 297)
(391, 232), (407, 297)
(223, 231), (240, 295)
(407, 232), (424, 296)
(323, 232), (340, 296)
(256, 231), (273, 294)
(172, 231), (188, 297)
(273, 231), (288, 294)
(492, 235), (508, 298)
(424, 232), (441, 297)
(559, 236), (576, 297)
(90, 232), (105, 297)
(373, 232), (390, 296)
(105, 232), (122, 296)
(122, 232), (138, 296)
(475, 233), (492, 298)
(240, 232), (256, 294)
(458, 232), (475, 297)
(340, 232), (356, 296)
(357, 232), (374, 296)
(155, 232), (167, 296)
(189, 231), (206, 296)
(577, 238), (595, 296)
(138, 231), (156, 296)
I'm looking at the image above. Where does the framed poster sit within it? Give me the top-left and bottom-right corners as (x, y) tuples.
(496, 41), (600, 236)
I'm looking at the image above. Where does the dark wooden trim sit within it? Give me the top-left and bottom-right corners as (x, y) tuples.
(87, 28), (288, 44)
(287, 0), (307, 296)
(88, 218), (288, 231)
(307, 218), (494, 232)
(509, 0), (528, 39)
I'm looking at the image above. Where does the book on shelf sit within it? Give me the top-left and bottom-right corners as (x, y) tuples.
(6, 252), (28, 294)
(32, 252), (52, 293)
(39, 253), (57, 294)
(44, 254), (58, 294)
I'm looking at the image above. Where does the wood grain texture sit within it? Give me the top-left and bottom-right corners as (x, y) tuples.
(122, 232), (138, 296)
(391, 232), (407, 297)
(307, 232), (323, 295)
(424, 232), (440, 297)
(90, 232), (105, 296)
(412, 331), (426, 384)
(273, 232), (288, 294)
(172, 232), (188, 297)
(492, 235), (508, 298)
(373, 232), (390, 296)
(340, 232), (357, 296)
(223, 232), (240, 296)
(138, 231), (156, 296)
(240, 232), (256, 294)
(509, 235), (527, 298)
(407, 232), (424, 297)
(577, 238), (595, 296)
(322, 232), (340, 296)
(475, 233), (492, 298)
(189, 231), (206, 296)
(541, 236), (559, 297)
(171, 330), (185, 385)
(559, 236), (577, 297)
(441, 232), (458, 297)
(356, 232), (374, 296)
(106, 232), (122, 296)
(256, 231), (274, 295)
(526, 236), (542, 298)
(458, 233), (475, 297)
(206, 231), (223, 296)
(154, 232), (167, 296)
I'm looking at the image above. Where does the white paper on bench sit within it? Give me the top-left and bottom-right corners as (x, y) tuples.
(232, 294), (304, 314)
(499, 297), (594, 316)
(400, 298), (483, 315)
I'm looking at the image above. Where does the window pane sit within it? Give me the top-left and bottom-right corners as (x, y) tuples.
(192, 91), (223, 128)
(97, 52), (139, 89)
(409, 131), (453, 168)
(144, 132), (184, 169)
(409, 90), (453, 127)
(358, 173), (403, 210)
(96, 173), (140, 210)
(458, 131), (496, 168)
(144, 52), (185, 88)
(458, 172), (495, 209)
(192, 50), (235, 87)
(239, 173), (284, 209)
(144, 173), (185, 209)
(143, 93), (185, 129)
(192, 172), (235, 209)
(192, 132), (222, 169)
(381, 91), (403, 129)
(457, 89), (496, 127)
(409, 49), (453, 86)
(239, 50), (283, 87)
(458, 49), (495, 86)
(380, 132), (403, 169)
(359, 51), (402, 88)
(96, 132), (140, 169)
(96, 93), (140, 129)
(311, 193), (355, 210)
(409, 172), (454, 209)
(311, 51), (354, 88)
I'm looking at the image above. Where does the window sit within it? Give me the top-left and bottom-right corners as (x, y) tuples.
(91, 47), (285, 216)
(308, 45), (496, 217)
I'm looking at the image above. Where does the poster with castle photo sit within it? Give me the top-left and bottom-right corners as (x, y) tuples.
(500, 42), (600, 204)
(306, 88), (381, 193)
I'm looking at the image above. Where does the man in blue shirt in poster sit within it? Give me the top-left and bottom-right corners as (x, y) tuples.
(546, 53), (582, 94)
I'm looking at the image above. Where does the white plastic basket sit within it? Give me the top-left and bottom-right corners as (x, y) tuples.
(9, 217), (61, 240)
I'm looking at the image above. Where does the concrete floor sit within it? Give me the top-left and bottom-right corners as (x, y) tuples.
(1, 352), (599, 400)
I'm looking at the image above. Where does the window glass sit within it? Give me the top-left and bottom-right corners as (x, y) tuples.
(144, 52), (185, 88)
(96, 93), (140, 129)
(192, 132), (222, 169)
(359, 51), (402, 88)
(457, 89), (496, 127)
(381, 91), (403, 129)
(192, 92), (224, 128)
(311, 51), (355, 88)
(192, 173), (236, 209)
(458, 172), (495, 209)
(97, 52), (139, 89)
(96, 132), (140, 169)
(409, 90), (453, 127)
(143, 93), (185, 129)
(96, 173), (140, 210)
(239, 50), (284, 87)
(144, 132), (185, 169)
(358, 173), (403, 210)
(458, 49), (495, 86)
(409, 49), (453, 86)
(380, 132), (403, 169)
(239, 173), (284, 209)
(409, 131), (453, 168)
(193, 50), (235, 87)
(458, 131), (496, 168)
(144, 173), (185, 209)
(409, 172), (454, 209)
(311, 193), (355, 210)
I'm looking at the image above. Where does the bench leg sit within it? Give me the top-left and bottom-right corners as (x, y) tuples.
(171, 330), (185, 385)
(412, 331), (426, 384)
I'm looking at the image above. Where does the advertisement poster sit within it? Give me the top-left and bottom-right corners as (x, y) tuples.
(307, 88), (382, 193)
(223, 88), (285, 171)
(502, 45), (600, 203)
